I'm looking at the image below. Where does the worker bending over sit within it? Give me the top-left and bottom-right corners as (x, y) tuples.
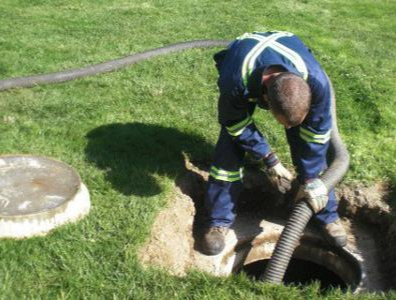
(203, 31), (347, 255)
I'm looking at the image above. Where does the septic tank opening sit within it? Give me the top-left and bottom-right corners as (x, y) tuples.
(240, 258), (347, 291)
(140, 162), (396, 293)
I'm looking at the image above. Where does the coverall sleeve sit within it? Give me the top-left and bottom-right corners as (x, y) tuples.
(286, 76), (333, 182)
(218, 91), (272, 161)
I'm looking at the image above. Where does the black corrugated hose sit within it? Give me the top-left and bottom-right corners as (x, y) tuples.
(262, 75), (350, 284)
(0, 40), (229, 91)
(0, 40), (349, 285)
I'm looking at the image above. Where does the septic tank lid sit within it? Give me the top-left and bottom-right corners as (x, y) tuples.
(0, 155), (90, 238)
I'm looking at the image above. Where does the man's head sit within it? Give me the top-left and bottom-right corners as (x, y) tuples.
(263, 71), (311, 128)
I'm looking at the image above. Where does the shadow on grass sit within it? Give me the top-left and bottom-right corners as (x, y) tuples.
(85, 122), (213, 196)
(85, 122), (286, 256)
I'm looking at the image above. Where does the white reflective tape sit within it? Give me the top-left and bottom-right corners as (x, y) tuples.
(300, 127), (331, 144)
(270, 41), (308, 80)
(226, 116), (253, 136)
(210, 166), (244, 182)
(241, 32), (293, 86)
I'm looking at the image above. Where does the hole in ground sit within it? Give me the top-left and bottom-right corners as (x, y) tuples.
(240, 258), (348, 291)
(140, 162), (396, 293)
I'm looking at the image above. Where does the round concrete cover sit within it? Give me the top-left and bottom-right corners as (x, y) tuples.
(0, 155), (90, 238)
(0, 155), (80, 216)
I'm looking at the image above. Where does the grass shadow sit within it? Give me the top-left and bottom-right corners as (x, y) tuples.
(85, 122), (213, 196)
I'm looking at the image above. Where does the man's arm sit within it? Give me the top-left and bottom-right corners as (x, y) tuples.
(287, 74), (333, 211)
(287, 74), (333, 181)
(218, 92), (275, 164)
(218, 92), (293, 191)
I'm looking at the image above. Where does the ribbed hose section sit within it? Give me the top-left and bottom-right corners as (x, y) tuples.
(261, 73), (349, 284)
(0, 40), (230, 91)
(320, 72), (350, 190)
(261, 201), (313, 283)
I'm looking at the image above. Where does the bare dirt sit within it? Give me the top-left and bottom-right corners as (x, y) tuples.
(138, 160), (396, 291)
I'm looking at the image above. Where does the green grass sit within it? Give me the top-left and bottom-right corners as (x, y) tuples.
(1, 0), (396, 298)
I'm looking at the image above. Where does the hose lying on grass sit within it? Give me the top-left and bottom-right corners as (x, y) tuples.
(0, 40), (349, 285)
(0, 40), (229, 91)
(261, 75), (350, 284)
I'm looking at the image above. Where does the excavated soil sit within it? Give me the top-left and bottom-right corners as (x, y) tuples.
(138, 159), (396, 292)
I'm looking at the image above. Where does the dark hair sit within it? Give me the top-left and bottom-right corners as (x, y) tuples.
(267, 72), (311, 127)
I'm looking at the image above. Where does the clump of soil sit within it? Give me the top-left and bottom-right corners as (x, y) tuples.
(137, 183), (197, 275)
(138, 161), (216, 276)
(138, 160), (396, 290)
(338, 182), (396, 288)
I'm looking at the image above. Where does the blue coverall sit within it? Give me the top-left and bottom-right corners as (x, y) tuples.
(206, 31), (338, 228)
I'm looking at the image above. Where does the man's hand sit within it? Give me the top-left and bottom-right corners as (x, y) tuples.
(266, 162), (293, 194)
(296, 179), (329, 213)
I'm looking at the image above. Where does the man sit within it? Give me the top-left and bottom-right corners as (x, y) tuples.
(202, 31), (347, 255)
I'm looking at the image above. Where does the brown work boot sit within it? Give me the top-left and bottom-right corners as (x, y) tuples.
(202, 226), (229, 256)
(321, 219), (347, 248)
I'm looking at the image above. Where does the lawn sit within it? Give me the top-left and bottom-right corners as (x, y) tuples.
(0, 0), (395, 298)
